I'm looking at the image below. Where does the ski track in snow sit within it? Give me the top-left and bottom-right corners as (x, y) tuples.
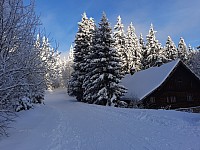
(0, 88), (200, 150)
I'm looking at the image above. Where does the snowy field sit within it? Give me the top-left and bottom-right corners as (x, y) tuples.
(0, 89), (200, 150)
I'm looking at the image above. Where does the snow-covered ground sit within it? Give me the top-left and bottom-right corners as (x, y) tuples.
(0, 89), (200, 150)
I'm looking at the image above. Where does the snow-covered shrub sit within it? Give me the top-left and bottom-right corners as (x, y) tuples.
(128, 100), (141, 108)
(118, 101), (128, 108)
(31, 92), (44, 104)
(113, 100), (128, 108)
(15, 97), (33, 112)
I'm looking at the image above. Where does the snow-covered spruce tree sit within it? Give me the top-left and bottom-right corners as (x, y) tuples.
(165, 36), (178, 61)
(139, 33), (146, 51)
(187, 44), (196, 62)
(125, 22), (143, 74)
(83, 13), (126, 106)
(51, 50), (62, 89)
(177, 37), (188, 62)
(145, 24), (166, 68)
(113, 16), (127, 73)
(68, 12), (94, 101)
(189, 50), (200, 77)
(61, 45), (74, 88)
(0, 0), (44, 135)
(36, 35), (62, 90)
(139, 33), (147, 69)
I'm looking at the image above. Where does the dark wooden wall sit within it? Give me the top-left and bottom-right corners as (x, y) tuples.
(143, 63), (200, 109)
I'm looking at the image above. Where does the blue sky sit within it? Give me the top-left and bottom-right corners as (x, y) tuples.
(30, 0), (200, 56)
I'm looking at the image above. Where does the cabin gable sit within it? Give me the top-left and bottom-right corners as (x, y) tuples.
(143, 62), (200, 109)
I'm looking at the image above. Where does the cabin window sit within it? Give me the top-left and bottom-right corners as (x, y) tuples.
(176, 76), (183, 89)
(166, 97), (170, 103)
(171, 96), (176, 103)
(150, 97), (156, 103)
(177, 79), (182, 88)
(168, 82), (173, 89)
(166, 96), (176, 103)
(187, 94), (193, 101)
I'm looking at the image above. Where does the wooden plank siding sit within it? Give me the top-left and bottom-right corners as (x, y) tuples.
(142, 62), (200, 109)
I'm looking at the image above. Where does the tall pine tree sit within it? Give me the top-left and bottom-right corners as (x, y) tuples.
(68, 13), (94, 101)
(145, 24), (166, 68)
(165, 36), (178, 61)
(139, 33), (147, 69)
(125, 22), (142, 74)
(189, 50), (200, 77)
(177, 37), (188, 62)
(113, 16), (127, 73)
(83, 13), (126, 105)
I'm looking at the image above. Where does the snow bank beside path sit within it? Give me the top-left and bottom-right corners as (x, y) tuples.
(0, 88), (200, 150)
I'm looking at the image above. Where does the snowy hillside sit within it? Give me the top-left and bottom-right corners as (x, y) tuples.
(0, 89), (200, 150)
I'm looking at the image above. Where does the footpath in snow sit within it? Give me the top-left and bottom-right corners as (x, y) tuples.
(0, 89), (200, 150)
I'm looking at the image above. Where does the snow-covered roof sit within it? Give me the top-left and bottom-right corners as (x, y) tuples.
(121, 59), (180, 100)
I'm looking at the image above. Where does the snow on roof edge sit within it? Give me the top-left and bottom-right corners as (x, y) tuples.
(121, 59), (181, 101)
(140, 60), (181, 100)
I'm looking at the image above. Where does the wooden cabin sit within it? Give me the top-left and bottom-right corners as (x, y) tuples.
(121, 60), (200, 109)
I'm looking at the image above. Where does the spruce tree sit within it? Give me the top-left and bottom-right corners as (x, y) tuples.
(125, 22), (142, 74)
(187, 44), (196, 61)
(145, 24), (166, 68)
(189, 50), (200, 77)
(139, 33), (147, 69)
(83, 13), (126, 105)
(165, 36), (178, 61)
(38, 36), (61, 89)
(113, 16), (127, 73)
(139, 33), (146, 50)
(177, 37), (188, 62)
(60, 45), (74, 88)
(68, 13), (94, 101)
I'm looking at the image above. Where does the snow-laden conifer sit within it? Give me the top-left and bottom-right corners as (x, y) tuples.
(83, 13), (126, 105)
(145, 24), (166, 68)
(36, 35), (62, 90)
(189, 50), (200, 77)
(139, 33), (147, 69)
(165, 36), (178, 61)
(187, 44), (197, 61)
(61, 45), (74, 88)
(125, 23), (142, 74)
(139, 33), (146, 50)
(177, 37), (188, 62)
(68, 13), (94, 101)
(113, 16), (127, 73)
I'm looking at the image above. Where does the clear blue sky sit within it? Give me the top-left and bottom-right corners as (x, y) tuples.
(30, 0), (200, 55)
